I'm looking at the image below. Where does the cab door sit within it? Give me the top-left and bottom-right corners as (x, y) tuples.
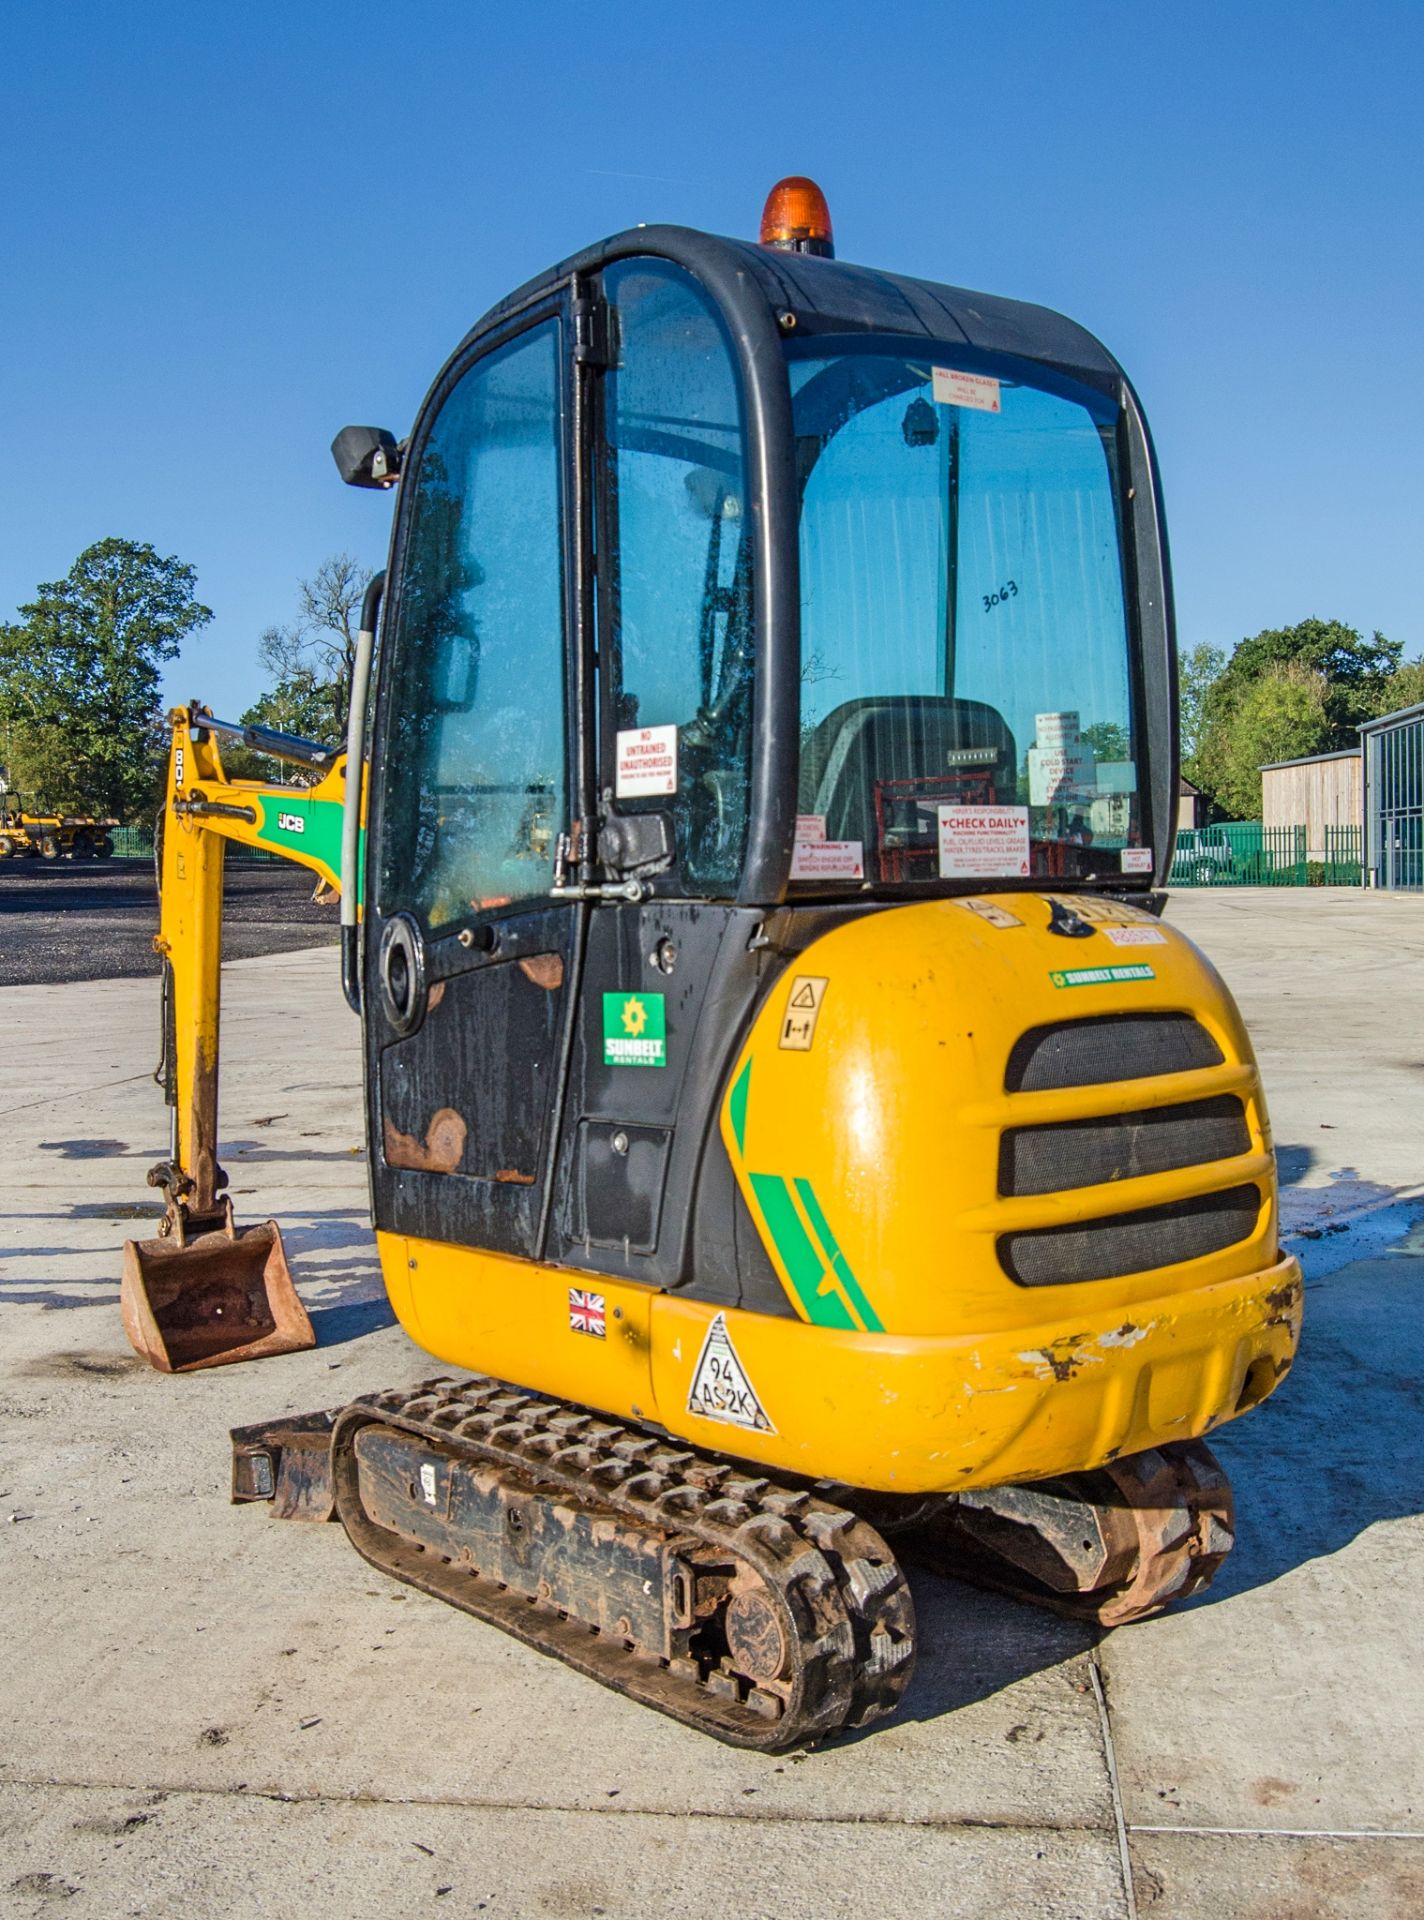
(365, 307), (580, 1259)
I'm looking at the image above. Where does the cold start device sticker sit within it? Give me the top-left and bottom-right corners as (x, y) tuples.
(938, 805), (1030, 879)
(1050, 964), (1156, 989)
(779, 975), (828, 1051)
(932, 366), (1002, 413)
(603, 992), (666, 1067)
(615, 724), (677, 798)
(567, 1288), (606, 1338)
(687, 1311), (775, 1432)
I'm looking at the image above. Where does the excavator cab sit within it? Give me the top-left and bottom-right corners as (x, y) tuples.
(133, 183), (1301, 1746)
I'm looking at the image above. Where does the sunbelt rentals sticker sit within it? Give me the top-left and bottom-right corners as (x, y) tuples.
(603, 992), (666, 1068)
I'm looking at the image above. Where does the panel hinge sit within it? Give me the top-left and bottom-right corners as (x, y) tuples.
(550, 830), (645, 902)
(573, 294), (614, 369)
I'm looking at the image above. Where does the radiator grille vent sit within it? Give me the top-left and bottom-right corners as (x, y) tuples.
(1005, 1014), (1223, 1094)
(998, 1185), (1261, 1288)
(1000, 1095), (1250, 1198)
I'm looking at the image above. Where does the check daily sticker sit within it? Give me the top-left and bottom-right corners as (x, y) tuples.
(938, 805), (1030, 879)
(932, 366), (1002, 413)
(615, 724), (677, 798)
(1049, 964), (1156, 989)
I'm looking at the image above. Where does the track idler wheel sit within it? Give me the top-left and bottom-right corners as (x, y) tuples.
(910, 1439), (1235, 1627)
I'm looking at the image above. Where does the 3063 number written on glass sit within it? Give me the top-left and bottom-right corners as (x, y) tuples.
(982, 580), (1019, 613)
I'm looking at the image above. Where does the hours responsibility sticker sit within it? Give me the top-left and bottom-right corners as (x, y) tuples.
(938, 805), (1030, 879)
(615, 724), (677, 798)
(686, 1312), (775, 1432)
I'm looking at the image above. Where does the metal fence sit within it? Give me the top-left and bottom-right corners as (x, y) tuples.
(1170, 823), (1362, 887)
(110, 827), (278, 863)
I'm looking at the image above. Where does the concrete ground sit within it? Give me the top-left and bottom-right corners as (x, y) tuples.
(1, 888), (1421, 1919)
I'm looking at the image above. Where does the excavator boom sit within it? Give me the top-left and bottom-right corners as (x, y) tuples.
(120, 703), (354, 1371)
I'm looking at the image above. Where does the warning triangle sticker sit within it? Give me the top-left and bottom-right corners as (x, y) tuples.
(789, 982), (818, 1008)
(686, 1312), (776, 1433)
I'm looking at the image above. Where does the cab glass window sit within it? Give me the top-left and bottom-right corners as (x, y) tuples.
(378, 321), (566, 930)
(791, 343), (1139, 887)
(601, 260), (754, 893)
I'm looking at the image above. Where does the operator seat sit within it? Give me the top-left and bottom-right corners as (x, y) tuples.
(800, 695), (1018, 881)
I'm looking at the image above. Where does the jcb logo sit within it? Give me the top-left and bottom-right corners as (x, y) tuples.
(277, 812), (305, 834)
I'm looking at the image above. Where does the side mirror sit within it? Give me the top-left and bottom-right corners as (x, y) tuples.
(331, 425), (402, 490)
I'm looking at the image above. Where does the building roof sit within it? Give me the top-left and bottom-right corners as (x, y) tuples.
(1259, 747), (1362, 772)
(1360, 699), (1424, 736)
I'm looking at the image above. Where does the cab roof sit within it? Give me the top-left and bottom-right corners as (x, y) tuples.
(468, 224), (1124, 395)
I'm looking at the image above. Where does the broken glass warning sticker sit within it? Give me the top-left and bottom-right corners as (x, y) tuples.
(931, 366), (1001, 413)
(686, 1312), (775, 1432)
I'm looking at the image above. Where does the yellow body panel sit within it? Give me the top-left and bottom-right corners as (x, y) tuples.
(379, 889), (1302, 1496)
(379, 1228), (1298, 1494)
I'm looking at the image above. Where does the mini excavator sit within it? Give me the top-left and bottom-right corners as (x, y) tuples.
(122, 180), (1303, 1749)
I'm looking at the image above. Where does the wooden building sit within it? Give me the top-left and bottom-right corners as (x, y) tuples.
(1260, 748), (1361, 859)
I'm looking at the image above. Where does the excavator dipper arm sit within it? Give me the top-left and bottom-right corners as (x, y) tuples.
(119, 703), (356, 1372)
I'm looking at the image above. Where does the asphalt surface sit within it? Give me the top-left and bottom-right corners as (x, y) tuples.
(0, 857), (340, 987)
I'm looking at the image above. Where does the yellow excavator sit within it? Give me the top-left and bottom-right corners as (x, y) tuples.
(121, 179), (1302, 1749)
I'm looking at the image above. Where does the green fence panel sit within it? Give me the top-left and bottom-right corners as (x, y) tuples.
(1170, 823), (1306, 886)
(1319, 823), (1362, 886)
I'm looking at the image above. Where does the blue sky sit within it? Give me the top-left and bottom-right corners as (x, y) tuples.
(2, 2), (1420, 717)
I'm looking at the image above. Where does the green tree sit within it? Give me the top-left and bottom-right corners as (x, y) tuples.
(1207, 662), (1331, 818)
(1211, 618), (1398, 740)
(1190, 617), (1399, 816)
(0, 539), (211, 818)
(218, 672), (335, 784)
(1376, 658), (1424, 716)
(1178, 641), (1225, 768)
(253, 553), (373, 743)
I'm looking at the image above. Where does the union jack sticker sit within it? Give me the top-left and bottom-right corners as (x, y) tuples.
(568, 1288), (606, 1338)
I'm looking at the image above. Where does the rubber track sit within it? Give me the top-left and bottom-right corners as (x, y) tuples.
(329, 1377), (916, 1750)
(908, 1438), (1235, 1628)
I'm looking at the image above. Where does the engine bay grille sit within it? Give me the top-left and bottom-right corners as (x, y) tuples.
(1005, 1014), (1223, 1093)
(1000, 1094), (1250, 1198)
(999, 1185), (1262, 1288)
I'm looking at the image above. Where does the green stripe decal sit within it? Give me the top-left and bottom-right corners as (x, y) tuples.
(793, 1179), (885, 1333)
(728, 1059), (751, 1157)
(748, 1174), (857, 1330)
(255, 795), (346, 881)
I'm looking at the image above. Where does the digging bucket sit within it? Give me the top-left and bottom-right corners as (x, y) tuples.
(121, 1217), (315, 1372)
